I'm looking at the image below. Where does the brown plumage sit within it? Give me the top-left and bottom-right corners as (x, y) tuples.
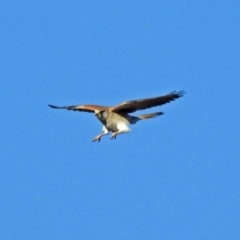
(49, 90), (185, 142)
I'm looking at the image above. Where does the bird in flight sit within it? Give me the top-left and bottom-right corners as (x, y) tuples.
(49, 90), (185, 142)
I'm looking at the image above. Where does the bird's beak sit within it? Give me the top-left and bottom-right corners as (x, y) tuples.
(94, 110), (99, 116)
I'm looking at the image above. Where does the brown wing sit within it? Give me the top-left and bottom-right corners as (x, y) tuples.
(48, 104), (109, 113)
(111, 90), (185, 113)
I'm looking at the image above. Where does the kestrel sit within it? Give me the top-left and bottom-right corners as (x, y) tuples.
(49, 90), (185, 142)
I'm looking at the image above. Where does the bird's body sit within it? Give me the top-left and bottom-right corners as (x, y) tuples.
(49, 90), (185, 142)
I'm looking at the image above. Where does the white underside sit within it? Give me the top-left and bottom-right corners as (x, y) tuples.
(116, 122), (131, 132)
(102, 122), (131, 133)
(102, 125), (109, 133)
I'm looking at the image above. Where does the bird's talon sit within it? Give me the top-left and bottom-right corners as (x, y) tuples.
(92, 136), (101, 142)
(111, 133), (117, 140)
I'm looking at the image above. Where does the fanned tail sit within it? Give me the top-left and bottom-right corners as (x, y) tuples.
(138, 112), (164, 120)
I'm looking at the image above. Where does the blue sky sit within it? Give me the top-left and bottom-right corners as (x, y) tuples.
(1, 1), (240, 239)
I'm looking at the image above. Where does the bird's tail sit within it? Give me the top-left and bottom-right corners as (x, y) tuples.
(137, 112), (164, 120)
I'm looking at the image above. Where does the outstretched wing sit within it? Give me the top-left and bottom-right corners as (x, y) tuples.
(48, 104), (109, 113)
(111, 90), (185, 113)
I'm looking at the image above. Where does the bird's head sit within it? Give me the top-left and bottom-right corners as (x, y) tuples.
(95, 110), (109, 121)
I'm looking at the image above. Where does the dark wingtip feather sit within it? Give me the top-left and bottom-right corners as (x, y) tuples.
(48, 104), (65, 109)
(168, 90), (185, 99)
(175, 90), (185, 97)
